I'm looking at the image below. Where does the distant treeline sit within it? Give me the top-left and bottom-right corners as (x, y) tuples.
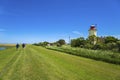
(33, 39), (66, 47)
(34, 36), (120, 53)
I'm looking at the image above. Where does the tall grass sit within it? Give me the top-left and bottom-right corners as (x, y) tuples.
(47, 46), (120, 64)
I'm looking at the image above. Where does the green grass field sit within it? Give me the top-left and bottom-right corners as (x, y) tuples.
(0, 45), (120, 80)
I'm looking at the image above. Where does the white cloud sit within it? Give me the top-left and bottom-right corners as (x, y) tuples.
(72, 31), (83, 36)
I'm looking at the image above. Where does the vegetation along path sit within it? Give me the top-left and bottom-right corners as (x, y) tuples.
(0, 45), (120, 80)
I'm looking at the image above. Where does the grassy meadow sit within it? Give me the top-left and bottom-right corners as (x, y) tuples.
(0, 45), (120, 80)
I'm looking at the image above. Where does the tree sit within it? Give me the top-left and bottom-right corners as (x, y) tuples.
(92, 43), (104, 50)
(36, 41), (49, 47)
(96, 36), (105, 44)
(105, 42), (117, 50)
(117, 41), (120, 52)
(71, 37), (86, 47)
(57, 39), (66, 46)
(104, 36), (118, 44)
(33, 43), (39, 46)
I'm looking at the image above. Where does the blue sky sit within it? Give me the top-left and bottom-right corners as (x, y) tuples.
(0, 0), (120, 43)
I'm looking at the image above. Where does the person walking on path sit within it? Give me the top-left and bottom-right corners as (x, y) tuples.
(16, 43), (20, 50)
(22, 43), (26, 48)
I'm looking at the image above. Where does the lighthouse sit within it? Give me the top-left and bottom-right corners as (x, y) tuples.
(89, 25), (97, 37)
(88, 25), (97, 45)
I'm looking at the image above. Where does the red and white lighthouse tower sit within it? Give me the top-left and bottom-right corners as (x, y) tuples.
(89, 25), (97, 37)
(88, 25), (97, 45)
